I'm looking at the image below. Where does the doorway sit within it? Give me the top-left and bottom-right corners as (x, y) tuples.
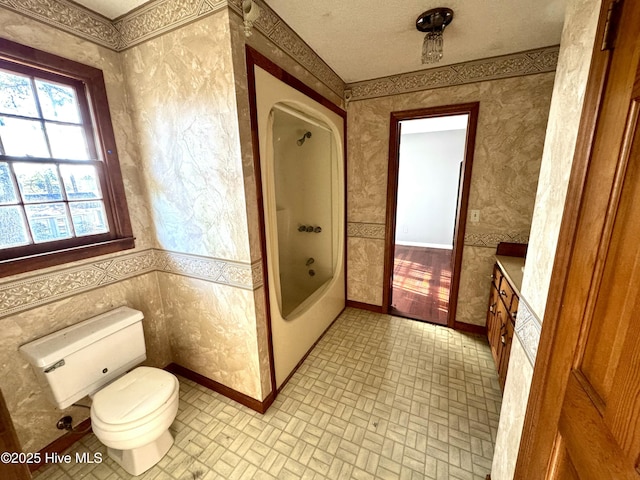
(383, 103), (479, 328)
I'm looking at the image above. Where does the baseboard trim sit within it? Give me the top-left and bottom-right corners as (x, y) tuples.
(165, 363), (274, 414)
(30, 417), (92, 472)
(346, 300), (384, 313)
(30, 363), (275, 473)
(454, 321), (487, 336)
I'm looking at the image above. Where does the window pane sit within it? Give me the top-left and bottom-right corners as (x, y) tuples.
(14, 162), (63, 203)
(25, 203), (72, 243)
(0, 205), (30, 248)
(46, 123), (90, 160)
(0, 162), (18, 204)
(35, 80), (81, 123)
(0, 117), (50, 157)
(60, 164), (101, 200)
(69, 201), (108, 236)
(0, 70), (38, 117)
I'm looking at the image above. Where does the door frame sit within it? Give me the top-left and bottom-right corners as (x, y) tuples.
(514, 0), (629, 476)
(382, 102), (479, 329)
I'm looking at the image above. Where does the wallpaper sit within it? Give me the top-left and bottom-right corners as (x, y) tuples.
(346, 73), (555, 326)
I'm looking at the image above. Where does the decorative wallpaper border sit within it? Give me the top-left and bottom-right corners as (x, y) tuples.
(346, 46), (559, 101)
(347, 224), (529, 248)
(113, 0), (228, 50)
(0, 0), (344, 97)
(1, 1), (559, 101)
(464, 233), (530, 248)
(227, 0), (343, 96)
(347, 222), (386, 240)
(514, 297), (542, 367)
(0, 0), (119, 49)
(0, 249), (261, 319)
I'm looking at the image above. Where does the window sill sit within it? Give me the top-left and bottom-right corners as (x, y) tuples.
(0, 237), (135, 279)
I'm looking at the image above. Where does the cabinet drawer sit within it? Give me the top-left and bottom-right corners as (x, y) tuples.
(498, 276), (515, 312)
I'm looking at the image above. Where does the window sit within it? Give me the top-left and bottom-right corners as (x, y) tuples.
(0, 38), (134, 277)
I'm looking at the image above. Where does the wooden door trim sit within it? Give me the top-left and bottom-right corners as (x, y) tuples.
(383, 102), (479, 329)
(0, 389), (30, 480)
(514, 0), (629, 476)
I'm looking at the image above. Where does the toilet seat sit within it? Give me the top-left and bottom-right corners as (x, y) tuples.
(91, 367), (179, 433)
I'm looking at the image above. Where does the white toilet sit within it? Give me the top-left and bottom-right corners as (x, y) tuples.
(20, 307), (179, 476)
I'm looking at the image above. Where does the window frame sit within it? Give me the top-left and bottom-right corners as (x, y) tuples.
(0, 38), (134, 278)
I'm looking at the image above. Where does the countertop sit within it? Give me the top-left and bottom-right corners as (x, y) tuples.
(496, 255), (525, 297)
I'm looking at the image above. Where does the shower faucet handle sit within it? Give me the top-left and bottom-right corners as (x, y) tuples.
(306, 226), (314, 232)
(314, 226), (322, 233)
(298, 225), (307, 232)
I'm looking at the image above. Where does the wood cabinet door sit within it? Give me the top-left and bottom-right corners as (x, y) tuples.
(517, 0), (640, 477)
(497, 319), (513, 392)
(486, 283), (501, 367)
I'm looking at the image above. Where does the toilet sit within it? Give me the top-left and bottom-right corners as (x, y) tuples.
(19, 307), (179, 476)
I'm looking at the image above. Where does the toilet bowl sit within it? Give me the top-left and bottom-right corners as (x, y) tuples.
(19, 307), (180, 477)
(91, 366), (179, 475)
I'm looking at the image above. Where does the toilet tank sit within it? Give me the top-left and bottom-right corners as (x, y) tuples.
(19, 306), (147, 409)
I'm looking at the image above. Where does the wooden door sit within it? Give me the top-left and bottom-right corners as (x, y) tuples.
(515, 0), (640, 477)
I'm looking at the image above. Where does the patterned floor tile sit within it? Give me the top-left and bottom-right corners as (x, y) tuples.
(33, 308), (501, 479)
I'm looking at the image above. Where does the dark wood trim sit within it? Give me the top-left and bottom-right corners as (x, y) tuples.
(0, 237), (135, 278)
(382, 103), (480, 330)
(0, 37), (134, 276)
(346, 300), (384, 313)
(495, 242), (528, 258)
(454, 321), (487, 336)
(29, 360), (276, 474)
(0, 390), (31, 479)
(29, 417), (92, 473)
(245, 46), (278, 405)
(514, 1), (621, 476)
(245, 46), (347, 396)
(165, 363), (274, 414)
(245, 47), (344, 115)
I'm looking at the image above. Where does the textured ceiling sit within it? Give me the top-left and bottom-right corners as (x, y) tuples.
(75, 0), (148, 19)
(263, 0), (568, 83)
(73, 0), (568, 83)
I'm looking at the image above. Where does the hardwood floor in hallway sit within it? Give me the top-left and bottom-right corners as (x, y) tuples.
(390, 246), (452, 325)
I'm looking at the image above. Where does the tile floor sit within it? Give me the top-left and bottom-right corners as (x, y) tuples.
(33, 308), (501, 480)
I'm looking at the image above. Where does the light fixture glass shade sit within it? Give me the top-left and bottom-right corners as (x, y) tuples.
(416, 7), (453, 65)
(422, 31), (444, 64)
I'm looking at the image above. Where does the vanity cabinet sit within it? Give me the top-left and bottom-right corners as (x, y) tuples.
(486, 261), (519, 391)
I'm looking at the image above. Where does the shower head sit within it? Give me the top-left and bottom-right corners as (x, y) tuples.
(297, 131), (312, 146)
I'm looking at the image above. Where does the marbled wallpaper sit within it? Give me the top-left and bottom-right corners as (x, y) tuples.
(120, 9), (270, 401)
(491, 1), (602, 478)
(347, 73), (555, 325)
(121, 9), (251, 262)
(0, 7), (168, 452)
(157, 273), (262, 399)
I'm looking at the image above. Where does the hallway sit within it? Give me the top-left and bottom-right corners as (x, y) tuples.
(34, 308), (500, 480)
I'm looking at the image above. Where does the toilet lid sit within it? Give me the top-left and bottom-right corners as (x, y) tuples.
(92, 367), (177, 425)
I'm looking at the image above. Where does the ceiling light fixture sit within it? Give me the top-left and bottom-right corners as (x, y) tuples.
(416, 7), (454, 64)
